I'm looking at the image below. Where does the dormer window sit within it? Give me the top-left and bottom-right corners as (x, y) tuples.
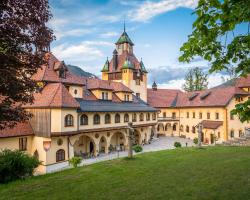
(102, 92), (109, 100)
(59, 67), (66, 78)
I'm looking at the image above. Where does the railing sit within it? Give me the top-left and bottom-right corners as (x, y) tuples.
(158, 117), (180, 121)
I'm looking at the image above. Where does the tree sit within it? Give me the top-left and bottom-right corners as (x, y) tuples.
(183, 67), (208, 92)
(0, 0), (54, 129)
(179, 0), (250, 122)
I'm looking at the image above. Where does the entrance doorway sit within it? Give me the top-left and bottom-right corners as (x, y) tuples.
(210, 134), (214, 144)
(90, 141), (94, 153)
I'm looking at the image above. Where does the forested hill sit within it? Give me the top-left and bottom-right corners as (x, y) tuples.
(67, 64), (97, 78)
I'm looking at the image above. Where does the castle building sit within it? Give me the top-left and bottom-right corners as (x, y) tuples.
(0, 27), (249, 174)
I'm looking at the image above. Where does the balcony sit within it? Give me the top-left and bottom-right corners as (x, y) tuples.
(158, 117), (180, 122)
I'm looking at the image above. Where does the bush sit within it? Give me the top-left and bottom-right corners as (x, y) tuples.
(0, 149), (40, 183)
(132, 145), (143, 153)
(69, 156), (82, 168)
(193, 138), (198, 145)
(174, 142), (182, 148)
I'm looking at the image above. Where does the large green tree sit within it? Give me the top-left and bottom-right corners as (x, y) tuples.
(179, 0), (250, 122)
(183, 67), (208, 92)
(0, 0), (54, 129)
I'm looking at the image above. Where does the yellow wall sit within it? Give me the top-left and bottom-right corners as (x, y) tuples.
(51, 108), (78, 133)
(68, 85), (83, 98)
(91, 89), (112, 100)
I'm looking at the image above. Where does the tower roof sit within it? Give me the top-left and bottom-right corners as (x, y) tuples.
(140, 59), (148, 73)
(101, 58), (109, 72)
(116, 30), (134, 46)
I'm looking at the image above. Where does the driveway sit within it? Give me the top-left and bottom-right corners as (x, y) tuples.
(80, 136), (194, 166)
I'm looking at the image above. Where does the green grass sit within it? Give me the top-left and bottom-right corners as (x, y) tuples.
(1, 147), (250, 200)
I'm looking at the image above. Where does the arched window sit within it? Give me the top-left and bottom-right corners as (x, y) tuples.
(146, 113), (150, 121)
(33, 150), (39, 160)
(186, 125), (189, 133)
(132, 113), (137, 122)
(139, 113), (144, 121)
(56, 149), (65, 162)
(173, 124), (177, 131)
(80, 114), (88, 125)
(230, 130), (234, 138)
(192, 126), (196, 133)
(152, 113), (156, 120)
(115, 113), (120, 123)
(105, 114), (111, 124)
(124, 113), (129, 122)
(93, 114), (100, 125)
(65, 114), (73, 127)
(180, 125), (184, 132)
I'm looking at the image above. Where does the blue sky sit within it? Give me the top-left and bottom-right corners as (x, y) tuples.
(48, 0), (231, 89)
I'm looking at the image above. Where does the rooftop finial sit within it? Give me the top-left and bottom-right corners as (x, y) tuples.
(123, 19), (126, 32)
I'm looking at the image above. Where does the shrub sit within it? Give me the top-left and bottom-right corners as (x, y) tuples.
(174, 142), (182, 148)
(132, 145), (143, 153)
(0, 149), (40, 183)
(69, 156), (82, 168)
(193, 138), (198, 145)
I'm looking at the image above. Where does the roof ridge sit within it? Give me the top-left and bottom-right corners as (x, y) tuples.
(49, 83), (61, 107)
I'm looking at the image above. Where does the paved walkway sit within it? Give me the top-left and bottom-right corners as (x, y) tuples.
(80, 136), (194, 166)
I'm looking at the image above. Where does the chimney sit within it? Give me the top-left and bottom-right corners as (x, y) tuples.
(113, 49), (118, 70)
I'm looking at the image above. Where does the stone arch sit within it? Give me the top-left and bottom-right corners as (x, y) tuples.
(165, 123), (171, 131)
(134, 129), (142, 145)
(110, 131), (127, 151)
(73, 134), (97, 157)
(98, 135), (108, 154)
(157, 123), (164, 132)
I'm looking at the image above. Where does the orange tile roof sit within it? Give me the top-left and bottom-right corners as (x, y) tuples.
(147, 86), (249, 108)
(87, 78), (133, 93)
(201, 120), (223, 129)
(23, 83), (80, 108)
(147, 89), (181, 108)
(32, 53), (85, 86)
(0, 122), (34, 138)
(236, 74), (250, 88)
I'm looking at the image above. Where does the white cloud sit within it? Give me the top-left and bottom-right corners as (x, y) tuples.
(100, 31), (119, 38)
(156, 79), (185, 90)
(51, 42), (105, 63)
(129, 0), (198, 22)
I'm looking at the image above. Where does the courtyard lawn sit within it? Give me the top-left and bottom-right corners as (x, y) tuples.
(1, 147), (250, 200)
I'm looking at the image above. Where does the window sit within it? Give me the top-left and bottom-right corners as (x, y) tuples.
(105, 114), (111, 124)
(132, 113), (137, 122)
(124, 113), (129, 122)
(115, 113), (120, 123)
(207, 112), (210, 119)
(186, 112), (189, 118)
(105, 92), (108, 100)
(152, 113), (156, 120)
(127, 95), (129, 101)
(180, 125), (184, 132)
(136, 93), (140, 99)
(239, 130), (243, 137)
(230, 130), (234, 138)
(192, 126), (196, 133)
(19, 137), (27, 151)
(93, 114), (100, 125)
(56, 149), (65, 162)
(80, 114), (88, 125)
(186, 126), (189, 133)
(173, 124), (177, 131)
(163, 112), (166, 118)
(74, 89), (77, 94)
(59, 68), (66, 78)
(192, 112), (195, 118)
(102, 92), (108, 100)
(215, 112), (219, 120)
(172, 112), (176, 119)
(217, 132), (221, 139)
(230, 113), (234, 120)
(199, 112), (202, 119)
(146, 113), (150, 121)
(139, 113), (144, 121)
(136, 79), (140, 85)
(65, 114), (73, 127)
(124, 94), (130, 102)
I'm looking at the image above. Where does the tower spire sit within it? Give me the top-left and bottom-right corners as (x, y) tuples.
(123, 20), (126, 32)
